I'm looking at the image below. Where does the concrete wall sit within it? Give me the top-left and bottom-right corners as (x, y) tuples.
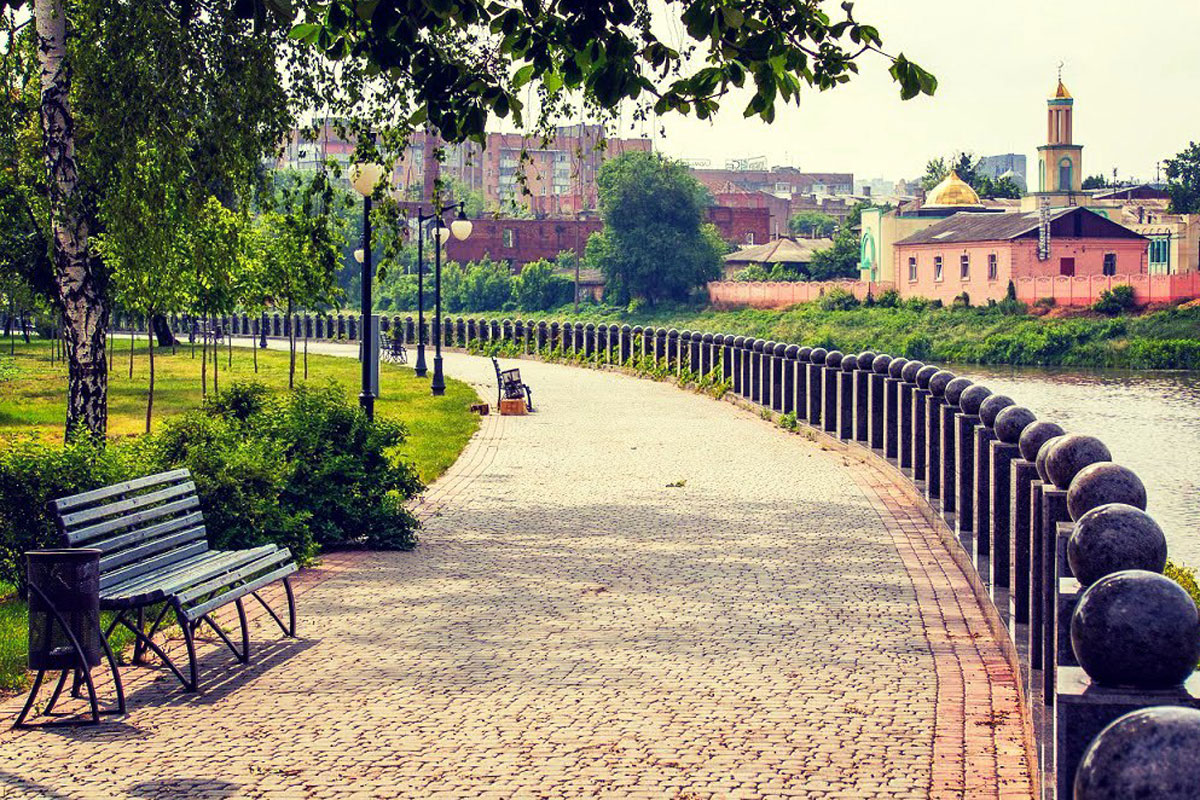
(708, 280), (894, 309)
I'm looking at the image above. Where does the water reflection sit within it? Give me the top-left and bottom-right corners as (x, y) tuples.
(953, 365), (1200, 567)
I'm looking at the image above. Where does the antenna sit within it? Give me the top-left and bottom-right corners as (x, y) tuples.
(1057, 61), (1064, 82)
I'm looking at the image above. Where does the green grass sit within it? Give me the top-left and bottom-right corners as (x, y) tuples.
(0, 338), (480, 692)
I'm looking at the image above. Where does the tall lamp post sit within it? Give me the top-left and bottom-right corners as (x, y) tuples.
(413, 209), (429, 377)
(427, 202), (472, 396)
(351, 161), (385, 420)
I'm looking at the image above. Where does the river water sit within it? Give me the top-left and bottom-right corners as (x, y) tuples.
(950, 365), (1200, 567)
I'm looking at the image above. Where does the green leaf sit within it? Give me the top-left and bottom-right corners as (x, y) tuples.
(513, 64), (535, 88)
(289, 23), (322, 43)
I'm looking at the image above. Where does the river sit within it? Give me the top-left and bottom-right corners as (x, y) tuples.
(951, 365), (1200, 567)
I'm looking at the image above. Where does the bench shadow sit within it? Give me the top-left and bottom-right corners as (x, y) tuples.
(125, 778), (242, 799)
(0, 770), (82, 800)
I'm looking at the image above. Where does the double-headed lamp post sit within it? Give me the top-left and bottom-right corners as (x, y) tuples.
(350, 161), (385, 420)
(419, 202), (472, 396)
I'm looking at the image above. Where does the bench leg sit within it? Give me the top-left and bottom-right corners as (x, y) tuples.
(178, 608), (199, 692)
(250, 576), (297, 638)
(197, 605), (250, 665)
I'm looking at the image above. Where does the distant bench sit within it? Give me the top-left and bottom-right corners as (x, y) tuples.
(50, 469), (298, 692)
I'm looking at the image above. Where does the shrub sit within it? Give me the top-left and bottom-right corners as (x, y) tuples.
(819, 287), (860, 311)
(876, 288), (901, 308)
(513, 259), (574, 310)
(202, 380), (272, 423)
(1166, 561), (1200, 611)
(903, 333), (934, 361)
(1093, 284), (1137, 315)
(952, 291), (971, 308)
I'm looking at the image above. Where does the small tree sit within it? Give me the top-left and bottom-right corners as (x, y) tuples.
(788, 211), (837, 238)
(185, 197), (245, 397)
(1164, 142), (1200, 214)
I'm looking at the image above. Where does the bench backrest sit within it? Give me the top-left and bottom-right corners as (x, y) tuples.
(49, 469), (209, 591)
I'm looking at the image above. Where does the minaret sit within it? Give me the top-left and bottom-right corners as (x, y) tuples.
(1036, 75), (1083, 199)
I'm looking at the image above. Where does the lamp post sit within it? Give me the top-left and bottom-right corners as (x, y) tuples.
(350, 161), (385, 420)
(429, 202), (472, 396)
(413, 210), (429, 377)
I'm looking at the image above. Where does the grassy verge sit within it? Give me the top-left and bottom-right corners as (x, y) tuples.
(386, 300), (1200, 370)
(0, 339), (480, 691)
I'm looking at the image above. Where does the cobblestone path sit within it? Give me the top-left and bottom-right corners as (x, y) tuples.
(0, 350), (1033, 799)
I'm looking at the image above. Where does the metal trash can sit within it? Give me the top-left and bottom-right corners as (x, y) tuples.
(14, 549), (124, 728)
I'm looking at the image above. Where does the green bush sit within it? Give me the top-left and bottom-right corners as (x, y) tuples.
(1166, 561), (1200, 611)
(876, 288), (901, 308)
(903, 333), (934, 361)
(819, 287), (860, 311)
(513, 259), (575, 310)
(952, 291), (971, 308)
(1093, 284), (1137, 315)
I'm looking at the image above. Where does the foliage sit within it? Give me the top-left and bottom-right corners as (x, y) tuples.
(513, 259), (575, 310)
(819, 288), (860, 311)
(1092, 284), (1137, 315)
(1082, 174), (1110, 190)
(732, 263), (805, 282)
(788, 211), (837, 238)
(921, 152), (1021, 198)
(1164, 142), (1200, 214)
(808, 202), (870, 280)
(1166, 561), (1200, 612)
(590, 152), (724, 304)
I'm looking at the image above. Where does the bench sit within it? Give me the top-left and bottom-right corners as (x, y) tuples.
(491, 356), (533, 411)
(382, 336), (408, 365)
(50, 469), (298, 692)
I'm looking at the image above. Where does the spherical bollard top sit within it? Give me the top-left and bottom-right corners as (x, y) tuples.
(785, 344), (799, 359)
(1019, 420), (1065, 462)
(1036, 434), (1068, 482)
(1075, 706), (1200, 800)
(754, 339), (767, 352)
(943, 376), (973, 406)
(585, 322), (595, 331)
(915, 364), (939, 389)
(1067, 462), (1148, 520)
(871, 354), (892, 374)
(841, 354), (859, 371)
(632, 325), (643, 335)
(978, 394), (1015, 428)
(621, 324), (632, 333)
(668, 328), (679, 337)
(724, 334), (737, 345)
(774, 342), (788, 357)
(825, 350), (844, 368)
(797, 346), (812, 362)
(1071, 569), (1200, 689)
(1046, 433), (1113, 490)
(994, 405), (1037, 444)
(888, 357), (908, 379)
(928, 369), (956, 397)
(1068, 503), (1167, 587)
(958, 384), (993, 415)
(858, 350), (877, 367)
(901, 360), (925, 383)
(810, 347), (828, 364)
(703, 332), (714, 343)
(679, 329), (691, 340)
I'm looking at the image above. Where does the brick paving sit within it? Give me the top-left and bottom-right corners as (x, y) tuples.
(0, 351), (1033, 799)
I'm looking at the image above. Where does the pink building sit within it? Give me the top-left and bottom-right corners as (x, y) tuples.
(893, 207), (1148, 304)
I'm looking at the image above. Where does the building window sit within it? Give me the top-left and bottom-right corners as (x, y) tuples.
(1059, 157), (1073, 191)
(745, 232), (755, 245)
(934, 256), (943, 281)
(908, 257), (917, 282)
(1149, 237), (1170, 271)
(987, 253), (998, 280)
(960, 254), (970, 280)
(502, 228), (515, 249)
(1103, 253), (1117, 276)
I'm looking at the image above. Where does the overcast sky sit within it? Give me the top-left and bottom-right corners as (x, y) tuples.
(630, 0), (1198, 184)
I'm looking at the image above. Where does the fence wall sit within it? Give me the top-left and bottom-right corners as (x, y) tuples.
(707, 280), (893, 309)
(1015, 272), (1200, 306)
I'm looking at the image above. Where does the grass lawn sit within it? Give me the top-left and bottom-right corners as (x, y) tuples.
(0, 337), (481, 693)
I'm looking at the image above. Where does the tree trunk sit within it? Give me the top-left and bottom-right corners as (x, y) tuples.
(151, 314), (175, 347)
(36, 0), (108, 439)
(128, 326), (134, 379)
(227, 326), (232, 369)
(201, 313), (207, 397)
(145, 327), (155, 433)
(213, 323), (219, 397)
(253, 319), (258, 373)
(304, 333), (308, 380)
(287, 299), (295, 389)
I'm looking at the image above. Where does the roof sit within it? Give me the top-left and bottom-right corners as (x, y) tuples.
(924, 170), (984, 209)
(554, 268), (605, 285)
(1054, 80), (1072, 99)
(895, 206), (1146, 246)
(724, 237), (833, 265)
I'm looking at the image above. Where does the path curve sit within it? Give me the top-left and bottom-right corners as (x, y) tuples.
(1, 348), (1033, 799)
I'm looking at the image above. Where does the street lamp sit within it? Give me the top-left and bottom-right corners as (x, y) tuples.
(350, 161), (385, 420)
(431, 202), (472, 396)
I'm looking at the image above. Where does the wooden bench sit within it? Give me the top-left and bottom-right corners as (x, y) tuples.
(50, 469), (298, 692)
(491, 357), (533, 412)
(382, 336), (408, 365)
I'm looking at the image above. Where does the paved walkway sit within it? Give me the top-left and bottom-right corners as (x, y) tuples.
(0, 350), (1033, 799)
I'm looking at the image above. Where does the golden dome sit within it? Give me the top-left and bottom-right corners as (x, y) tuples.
(1054, 80), (1072, 99)
(924, 170), (983, 208)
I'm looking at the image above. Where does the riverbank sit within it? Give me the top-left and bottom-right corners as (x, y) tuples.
(385, 301), (1200, 370)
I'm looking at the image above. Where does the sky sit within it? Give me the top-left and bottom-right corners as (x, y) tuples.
(628, 0), (1200, 185)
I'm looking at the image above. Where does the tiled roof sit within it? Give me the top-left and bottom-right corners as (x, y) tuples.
(724, 237), (833, 264)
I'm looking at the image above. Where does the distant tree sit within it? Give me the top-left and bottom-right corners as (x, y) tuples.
(983, 175), (1022, 199)
(590, 152), (723, 305)
(1082, 174), (1110, 190)
(1164, 143), (1200, 214)
(185, 197), (248, 396)
(788, 211), (837, 238)
(808, 202), (871, 280)
(921, 152), (1021, 198)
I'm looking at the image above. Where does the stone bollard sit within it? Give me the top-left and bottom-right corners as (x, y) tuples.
(584, 323), (595, 358)
(955, 384), (992, 544)
(757, 339), (774, 405)
(653, 327), (665, 363)
(693, 333), (705, 379)
(925, 370), (955, 503)
(1074, 706), (1200, 800)
(991, 405), (1036, 613)
(678, 330), (691, 375)
(807, 348), (827, 425)
(838, 354), (858, 439)
(731, 336), (745, 395)
(618, 324), (631, 364)
(1042, 434), (1111, 701)
(494, 319), (505, 344)
(701, 333), (714, 377)
(912, 365), (937, 481)
(1056, 571), (1200, 800)
(741, 338), (755, 400)
(869, 354), (892, 451)
(721, 334), (734, 383)
(884, 358), (908, 459)
(773, 343), (788, 412)
(899, 360), (924, 471)
(974, 394), (1014, 565)
(795, 347), (811, 417)
(1014, 422), (1063, 636)
(940, 377), (972, 522)
(347, 315), (357, 341)
(782, 345), (798, 415)
(822, 350), (842, 432)
(500, 318), (511, 344)
(667, 328), (679, 370)
(752, 339), (767, 404)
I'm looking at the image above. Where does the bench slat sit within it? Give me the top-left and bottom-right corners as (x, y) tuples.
(175, 549), (295, 605)
(51, 469), (191, 514)
(100, 540), (209, 592)
(66, 496), (201, 545)
(102, 546), (280, 604)
(182, 563), (297, 622)
(90, 511), (204, 554)
(58, 481), (198, 529)
(99, 525), (207, 573)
